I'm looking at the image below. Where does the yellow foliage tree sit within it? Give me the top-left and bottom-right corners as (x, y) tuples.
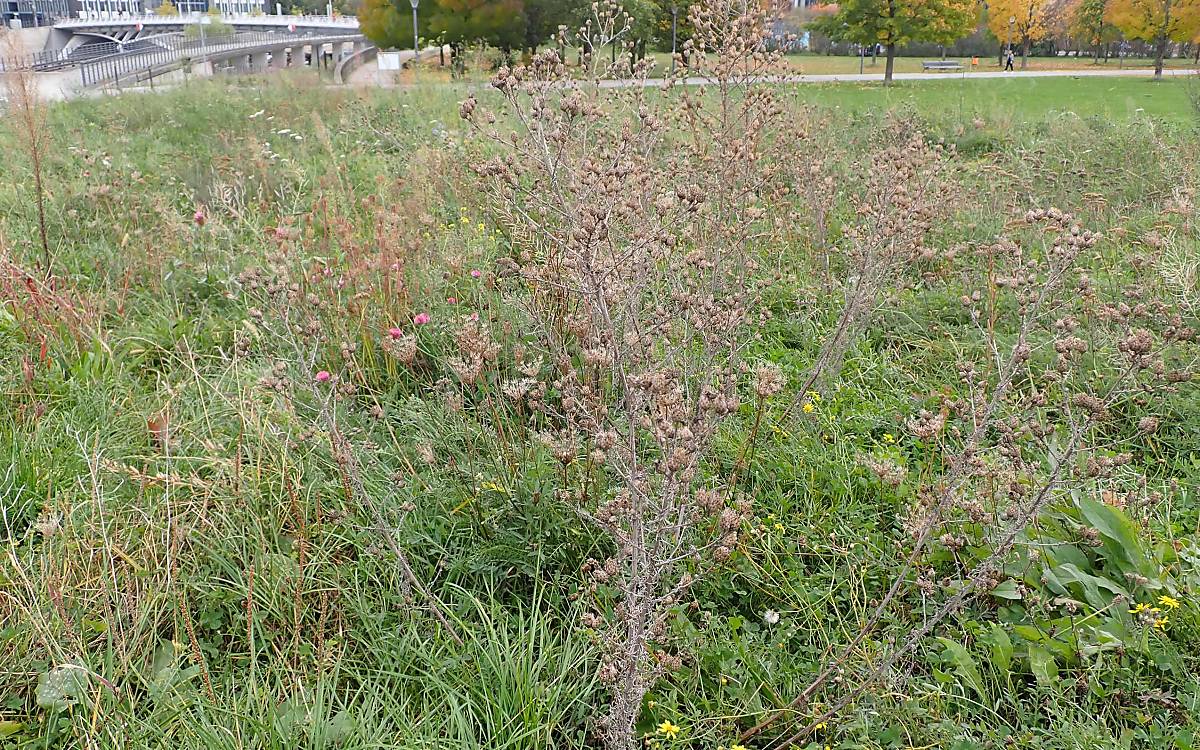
(987, 0), (1052, 69)
(1105, 0), (1200, 77)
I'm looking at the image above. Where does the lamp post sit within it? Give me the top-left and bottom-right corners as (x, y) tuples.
(409, 0), (419, 75)
(669, 4), (678, 76)
(1007, 15), (1014, 66)
(199, 12), (210, 66)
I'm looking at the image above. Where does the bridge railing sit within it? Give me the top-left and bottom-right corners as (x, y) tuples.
(78, 29), (356, 86)
(1, 38), (172, 72)
(61, 13), (359, 26)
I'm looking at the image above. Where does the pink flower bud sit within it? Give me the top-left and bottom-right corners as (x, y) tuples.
(315, 370), (331, 383)
(447, 297), (458, 304)
(470, 269), (482, 279)
(413, 312), (431, 326)
(388, 327), (404, 339)
(193, 210), (206, 227)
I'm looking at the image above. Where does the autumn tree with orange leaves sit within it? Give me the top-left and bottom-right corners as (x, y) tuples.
(987, 0), (1053, 69)
(1105, 0), (1200, 77)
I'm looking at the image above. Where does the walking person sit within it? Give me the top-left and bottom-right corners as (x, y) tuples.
(1004, 48), (1015, 71)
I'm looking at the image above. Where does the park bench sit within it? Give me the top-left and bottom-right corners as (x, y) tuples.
(922, 60), (963, 71)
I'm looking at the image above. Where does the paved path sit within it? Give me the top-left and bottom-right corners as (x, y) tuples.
(343, 60), (1198, 91)
(597, 67), (1200, 87)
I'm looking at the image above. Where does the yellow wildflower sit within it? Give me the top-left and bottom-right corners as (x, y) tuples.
(774, 523), (785, 532)
(1158, 595), (1181, 610)
(814, 721), (827, 730)
(882, 433), (895, 444)
(1129, 602), (1151, 615)
(731, 745), (748, 750)
(1154, 616), (1169, 631)
(656, 720), (680, 739)
(802, 402), (815, 414)
(806, 390), (822, 403)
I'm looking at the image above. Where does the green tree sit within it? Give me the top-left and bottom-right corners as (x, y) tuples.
(1069, 0), (1119, 60)
(155, 0), (179, 16)
(521, 0), (586, 53)
(810, 0), (978, 83)
(427, 0), (526, 54)
(359, 0), (423, 49)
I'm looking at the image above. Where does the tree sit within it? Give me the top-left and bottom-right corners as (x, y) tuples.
(359, 0), (422, 49)
(809, 0), (977, 84)
(1069, 0), (1119, 60)
(155, 0), (179, 15)
(1106, 0), (1200, 77)
(987, 0), (1053, 68)
(521, 0), (586, 53)
(427, 0), (526, 54)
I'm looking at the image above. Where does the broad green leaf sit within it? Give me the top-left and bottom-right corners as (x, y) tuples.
(1028, 646), (1058, 688)
(988, 624), (1013, 673)
(325, 710), (354, 744)
(1053, 563), (1129, 609)
(35, 666), (89, 711)
(937, 637), (989, 703)
(1040, 541), (1091, 570)
(1078, 496), (1146, 575)
(990, 580), (1023, 600)
(0, 721), (22, 737)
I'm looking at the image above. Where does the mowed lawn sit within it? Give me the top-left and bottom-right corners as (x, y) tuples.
(643, 51), (1200, 75)
(389, 59), (1197, 124)
(785, 75), (1198, 124)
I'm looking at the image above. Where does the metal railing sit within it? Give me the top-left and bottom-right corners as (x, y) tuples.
(0, 38), (164, 72)
(56, 13), (359, 27)
(78, 29), (360, 86)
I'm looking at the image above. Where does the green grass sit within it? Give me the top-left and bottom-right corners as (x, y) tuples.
(785, 76), (1198, 124)
(1, 73), (1198, 750)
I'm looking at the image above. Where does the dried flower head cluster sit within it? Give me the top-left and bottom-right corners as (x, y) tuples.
(752, 206), (1198, 747)
(460, 2), (797, 747)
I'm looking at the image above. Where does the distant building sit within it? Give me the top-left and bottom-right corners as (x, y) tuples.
(73, 0), (143, 18)
(4, 0), (71, 27)
(4, 0), (269, 21)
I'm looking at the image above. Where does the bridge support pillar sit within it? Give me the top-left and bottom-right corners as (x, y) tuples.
(252, 51), (269, 72)
(269, 49), (285, 70)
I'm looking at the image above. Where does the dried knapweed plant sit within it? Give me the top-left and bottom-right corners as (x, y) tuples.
(797, 122), (957, 401)
(459, 1), (794, 746)
(746, 208), (1197, 747)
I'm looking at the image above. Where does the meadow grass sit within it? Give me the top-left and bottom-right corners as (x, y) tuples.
(1, 72), (1198, 749)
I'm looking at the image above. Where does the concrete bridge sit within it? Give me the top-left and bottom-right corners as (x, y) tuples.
(2, 14), (367, 97)
(27, 13), (358, 55)
(78, 29), (368, 85)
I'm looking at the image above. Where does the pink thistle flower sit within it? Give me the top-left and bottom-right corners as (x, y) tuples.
(470, 269), (482, 279)
(315, 370), (331, 383)
(193, 209), (206, 227)
(413, 312), (431, 326)
(447, 297), (458, 304)
(388, 327), (404, 339)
